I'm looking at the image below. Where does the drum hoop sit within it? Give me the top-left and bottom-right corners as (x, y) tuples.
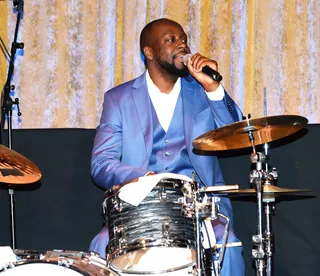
(109, 258), (195, 275)
(104, 178), (189, 198)
(7, 260), (91, 276)
(108, 238), (194, 253)
(107, 243), (195, 273)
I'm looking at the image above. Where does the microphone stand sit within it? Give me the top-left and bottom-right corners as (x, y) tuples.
(2, 0), (24, 250)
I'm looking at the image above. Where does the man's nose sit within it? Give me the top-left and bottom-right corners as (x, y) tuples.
(177, 39), (188, 50)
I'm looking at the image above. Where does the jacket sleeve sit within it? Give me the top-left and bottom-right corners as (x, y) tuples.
(206, 89), (243, 229)
(91, 92), (150, 190)
(208, 89), (243, 128)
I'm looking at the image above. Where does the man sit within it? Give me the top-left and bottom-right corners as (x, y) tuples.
(90, 18), (245, 275)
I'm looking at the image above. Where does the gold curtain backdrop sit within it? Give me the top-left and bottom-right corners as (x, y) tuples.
(0, 0), (319, 129)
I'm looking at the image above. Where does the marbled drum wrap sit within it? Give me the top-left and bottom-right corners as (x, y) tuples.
(104, 179), (195, 256)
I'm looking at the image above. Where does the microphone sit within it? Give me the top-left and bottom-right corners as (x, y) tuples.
(182, 54), (223, 82)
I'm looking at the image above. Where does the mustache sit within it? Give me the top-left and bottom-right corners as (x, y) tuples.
(173, 50), (189, 59)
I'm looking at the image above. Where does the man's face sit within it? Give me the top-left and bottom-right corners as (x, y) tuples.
(150, 20), (191, 77)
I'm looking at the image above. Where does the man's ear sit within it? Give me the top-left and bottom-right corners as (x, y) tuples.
(143, 46), (153, 61)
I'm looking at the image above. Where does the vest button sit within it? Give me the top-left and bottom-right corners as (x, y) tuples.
(165, 152), (169, 156)
(165, 167), (170, 171)
(164, 140), (169, 144)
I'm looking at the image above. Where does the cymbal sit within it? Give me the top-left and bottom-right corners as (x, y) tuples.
(199, 184), (239, 193)
(193, 115), (308, 151)
(0, 144), (41, 184)
(215, 184), (312, 198)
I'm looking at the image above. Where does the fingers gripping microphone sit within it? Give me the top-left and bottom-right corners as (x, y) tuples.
(183, 54), (223, 82)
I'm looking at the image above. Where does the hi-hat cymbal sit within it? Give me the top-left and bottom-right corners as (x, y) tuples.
(214, 184), (312, 198)
(193, 115), (308, 151)
(199, 184), (239, 193)
(0, 144), (41, 184)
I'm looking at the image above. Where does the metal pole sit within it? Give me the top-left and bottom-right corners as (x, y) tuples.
(264, 201), (274, 276)
(2, 0), (24, 250)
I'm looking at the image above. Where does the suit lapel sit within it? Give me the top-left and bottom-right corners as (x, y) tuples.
(131, 73), (153, 168)
(181, 78), (196, 154)
(182, 77), (214, 186)
(182, 77), (210, 152)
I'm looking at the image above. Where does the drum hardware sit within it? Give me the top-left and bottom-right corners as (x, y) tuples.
(57, 258), (74, 268)
(193, 114), (311, 276)
(193, 179), (203, 276)
(104, 178), (196, 275)
(162, 221), (170, 240)
(114, 227), (126, 249)
(247, 148), (295, 276)
(112, 197), (123, 212)
(159, 188), (167, 202)
(104, 176), (240, 276)
(1, 0), (25, 251)
(199, 212), (230, 276)
(1, 249), (114, 275)
(243, 116), (311, 276)
(216, 213), (229, 270)
(0, 144), (42, 253)
(189, 173), (233, 276)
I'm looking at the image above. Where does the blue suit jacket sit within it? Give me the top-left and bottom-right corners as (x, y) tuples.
(91, 72), (242, 191)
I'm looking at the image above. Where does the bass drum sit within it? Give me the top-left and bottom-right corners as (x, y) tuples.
(2, 249), (115, 276)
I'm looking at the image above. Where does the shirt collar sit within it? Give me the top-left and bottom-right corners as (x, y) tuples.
(146, 70), (181, 97)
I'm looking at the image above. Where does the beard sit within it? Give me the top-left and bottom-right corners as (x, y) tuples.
(156, 57), (189, 77)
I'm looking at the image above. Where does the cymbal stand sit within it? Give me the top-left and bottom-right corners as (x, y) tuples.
(189, 176), (229, 276)
(245, 119), (277, 276)
(189, 178), (205, 276)
(250, 154), (278, 276)
(262, 87), (276, 275)
(250, 152), (267, 276)
(263, 189), (276, 276)
(2, 0), (24, 250)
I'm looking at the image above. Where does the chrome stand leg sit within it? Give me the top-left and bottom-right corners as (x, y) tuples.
(195, 206), (204, 276)
(252, 181), (265, 276)
(264, 201), (275, 276)
(8, 187), (16, 250)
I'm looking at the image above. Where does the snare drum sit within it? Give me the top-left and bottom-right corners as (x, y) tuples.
(1, 249), (113, 276)
(104, 178), (196, 274)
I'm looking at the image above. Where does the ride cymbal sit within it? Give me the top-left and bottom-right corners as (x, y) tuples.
(0, 144), (41, 184)
(193, 115), (308, 151)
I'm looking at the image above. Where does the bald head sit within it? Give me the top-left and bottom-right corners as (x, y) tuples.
(140, 18), (183, 56)
(139, 18), (190, 78)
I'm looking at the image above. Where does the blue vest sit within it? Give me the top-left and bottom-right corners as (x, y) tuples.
(148, 91), (202, 185)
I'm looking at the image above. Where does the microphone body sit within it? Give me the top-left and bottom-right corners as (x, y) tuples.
(182, 54), (223, 82)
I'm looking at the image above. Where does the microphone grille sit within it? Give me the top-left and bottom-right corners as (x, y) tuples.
(182, 54), (193, 65)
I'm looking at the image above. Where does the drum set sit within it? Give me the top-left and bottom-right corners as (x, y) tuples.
(0, 115), (312, 276)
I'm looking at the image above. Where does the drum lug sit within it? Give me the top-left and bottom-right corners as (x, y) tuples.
(112, 196), (122, 212)
(58, 258), (74, 268)
(162, 221), (170, 242)
(159, 188), (167, 202)
(182, 203), (194, 218)
(114, 226), (126, 248)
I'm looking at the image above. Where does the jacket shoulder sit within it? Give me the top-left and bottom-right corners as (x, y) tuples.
(106, 73), (146, 97)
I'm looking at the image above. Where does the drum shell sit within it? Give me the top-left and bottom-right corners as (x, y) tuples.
(104, 179), (195, 271)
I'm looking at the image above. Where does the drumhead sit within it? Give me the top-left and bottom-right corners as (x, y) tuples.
(109, 247), (195, 274)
